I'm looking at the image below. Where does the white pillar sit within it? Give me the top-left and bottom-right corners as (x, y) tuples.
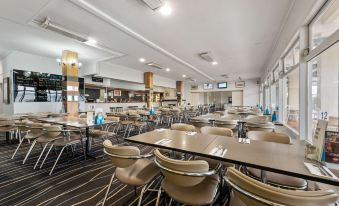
(299, 26), (310, 140)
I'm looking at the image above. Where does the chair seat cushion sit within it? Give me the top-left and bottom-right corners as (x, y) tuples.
(25, 132), (44, 139)
(90, 130), (115, 138)
(161, 174), (219, 205)
(36, 135), (62, 143)
(116, 158), (159, 186)
(248, 168), (307, 189)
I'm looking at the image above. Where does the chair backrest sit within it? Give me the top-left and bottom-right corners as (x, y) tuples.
(191, 118), (210, 128)
(171, 123), (195, 132)
(201, 126), (233, 137)
(45, 125), (62, 138)
(226, 168), (338, 206)
(247, 131), (291, 144)
(106, 116), (120, 122)
(154, 149), (209, 187)
(27, 122), (47, 134)
(103, 140), (140, 168)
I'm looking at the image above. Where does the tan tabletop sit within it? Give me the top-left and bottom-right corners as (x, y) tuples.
(127, 129), (217, 155)
(127, 130), (339, 186)
(39, 116), (116, 128)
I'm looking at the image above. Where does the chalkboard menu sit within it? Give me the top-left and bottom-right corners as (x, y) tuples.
(13, 69), (84, 102)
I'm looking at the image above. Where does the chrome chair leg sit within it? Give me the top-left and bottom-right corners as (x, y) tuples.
(102, 172), (115, 206)
(137, 184), (147, 206)
(49, 146), (66, 175)
(11, 136), (25, 159)
(40, 144), (54, 169)
(23, 139), (37, 164)
(155, 187), (162, 206)
(34, 143), (50, 169)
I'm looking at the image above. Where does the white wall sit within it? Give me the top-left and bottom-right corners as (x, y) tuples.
(153, 74), (176, 88)
(232, 91), (243, 106)
(190, 78), (259, 106)
(99, 62), (144, 83)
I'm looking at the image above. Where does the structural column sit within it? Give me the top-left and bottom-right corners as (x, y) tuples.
(176, 81), (183, 106)
(61, 50), (79, 116)
(144, 72), (153, 108)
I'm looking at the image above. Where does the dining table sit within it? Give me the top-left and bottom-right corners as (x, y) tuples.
(126, 129), (339, 187)
(39, 116), (117, 159)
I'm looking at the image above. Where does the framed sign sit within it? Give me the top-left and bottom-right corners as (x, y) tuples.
(3, 77), (10, 104)
(235, 81), (245, 88)
(113, 90), (121, 97)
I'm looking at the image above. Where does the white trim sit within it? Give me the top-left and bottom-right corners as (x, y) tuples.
(69, 0), (215, 81)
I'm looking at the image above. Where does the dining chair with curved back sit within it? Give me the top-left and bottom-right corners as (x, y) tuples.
(102, 140), (160, 206)
(170, 123), (195, 132)
(225, 167), (338, 206)
(246, 131), (307, 190)
(154, 149), (220, 206)
(201, 126), (233, 137)
(11, 122), (47, 159)
(191, 118), (211, 132)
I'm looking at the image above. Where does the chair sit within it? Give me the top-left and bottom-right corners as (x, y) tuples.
(11, 122), (49, 159)
(215, 119), (238, 130)
(246, 122), (275, 132)
(39, 128), (85, 175)
(102, 140), (160, 206)
(22, 125), (62, 165)
(225, 167), (338, 206)
(191, 118), (210, 132)
(201, 126), (233, 137)
(154, 149), (220, 206)
(246, 131), (307, 190)
(0, 118), (17, 142)
(170, 123), (195, 132)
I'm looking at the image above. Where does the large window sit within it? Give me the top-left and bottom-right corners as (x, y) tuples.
(284, 41), (300, 72)
(309, 0), (339, 50)
(309, 42), (339, 135)
(270, 83), (279, 113)
(283, 69), (300, 132)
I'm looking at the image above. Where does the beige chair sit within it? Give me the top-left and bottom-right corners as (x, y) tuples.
(246, 122), (275, 132)
(201, 126), (233, 137)
(225, 167), (338, 206)
(102, 140), (160, 206)
(23, 125), (62, 165)
(246, 131), (307, 190)
(11, 122), (48, 159)
(215, 119), (238, 130)
(191, 118), (210, 132)
(154, 149), (220, 206)
(39, 128), (84, 175)
(170, 123), (195, 132)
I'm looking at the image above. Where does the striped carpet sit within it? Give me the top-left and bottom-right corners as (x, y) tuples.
(0, 136), (167, 206)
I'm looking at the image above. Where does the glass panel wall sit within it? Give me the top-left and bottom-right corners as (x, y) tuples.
(283, 68), (300, 133)
(284, 41), (300, 72)
(308, 42), (339, 137)
(309, 0), (339, 50)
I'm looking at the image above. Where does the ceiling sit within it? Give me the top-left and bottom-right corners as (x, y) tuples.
(0, 0), (294, 82)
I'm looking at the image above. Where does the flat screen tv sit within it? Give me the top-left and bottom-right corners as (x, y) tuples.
(218, 82), (227, 89)
(203, 83), (213, 90)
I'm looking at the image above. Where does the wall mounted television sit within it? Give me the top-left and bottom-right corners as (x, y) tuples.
(218, 82), (227, 89)
(203, 83), (213, 90)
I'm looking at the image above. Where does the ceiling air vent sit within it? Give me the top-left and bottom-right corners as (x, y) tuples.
(199, 52), (214, 62)
(146, 62), (164, 70)
(142, 0), (163, 10)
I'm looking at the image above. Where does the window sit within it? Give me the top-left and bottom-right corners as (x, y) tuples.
(270, 83), (279, 113)
(273, 66), (280, 83)
(308, 42), (339, 137)
(309, 0), (339, 50)
(284, 41), (300, 72)
(283, 69), (300, 133)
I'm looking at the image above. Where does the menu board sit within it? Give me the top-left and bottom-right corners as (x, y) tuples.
(13, 69), (84, 102)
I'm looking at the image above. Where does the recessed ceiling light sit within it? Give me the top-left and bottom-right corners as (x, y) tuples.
(78, 62), (83, 67)
(139, 58), (146, 62)
(182, 74), (186, 78)
(159, 2), (172, 16)
(86, 38), (97, 45)
(212, 61), (218, 65)
(56, 58), (61, 63)
(165, 68), (171, 72)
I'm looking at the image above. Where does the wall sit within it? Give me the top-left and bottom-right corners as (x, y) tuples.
(153, 74), (176, 88)
(232, 91), (243, 106)
(190, 78), (259, 106)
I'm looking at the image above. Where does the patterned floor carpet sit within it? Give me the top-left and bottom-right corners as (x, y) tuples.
(0, 136), (167, 206)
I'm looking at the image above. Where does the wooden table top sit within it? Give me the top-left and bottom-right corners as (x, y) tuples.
(127, 130), (339, 186)
(39, 116), (117, 128)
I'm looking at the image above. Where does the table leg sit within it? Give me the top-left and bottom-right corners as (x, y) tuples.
(85, 127), (96, 160)
(261, 170), (267, 183)
(5, 131), (9, 143)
